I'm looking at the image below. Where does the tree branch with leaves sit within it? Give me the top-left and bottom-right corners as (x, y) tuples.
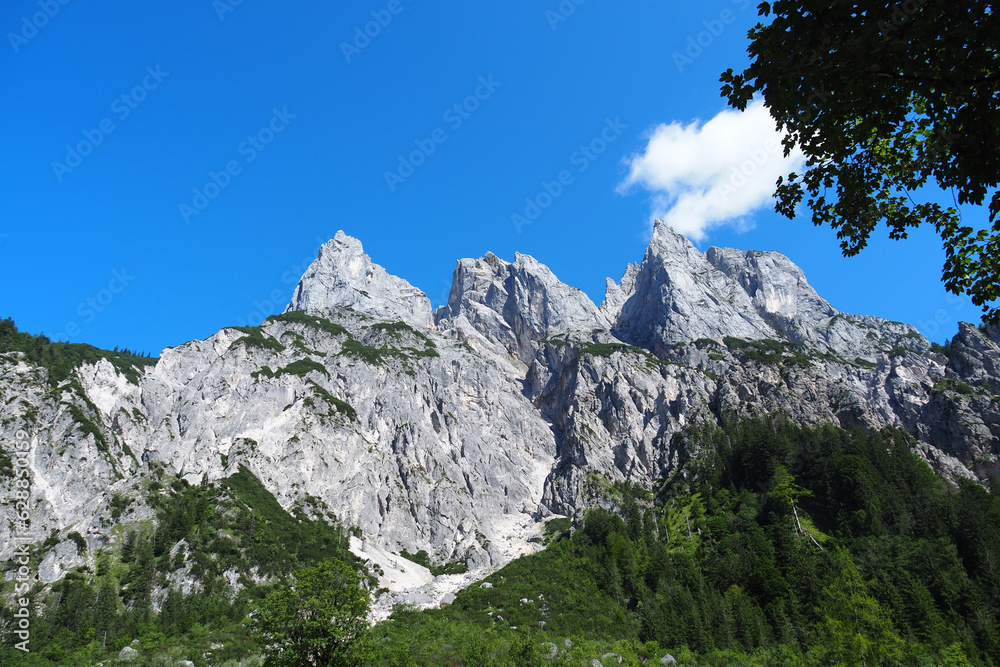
(722, 0), (1000, 321)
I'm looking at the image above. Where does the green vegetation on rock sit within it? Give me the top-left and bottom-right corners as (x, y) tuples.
(4, 412), (999, 666)
(0, 318), (157, 386)
(306, 380), (357, 422)
(578, 342), (659, 372)
(266, 311), (348, 338)
(933, 378), (982, 397)
(272, 358), (329, 380)
(65, 403), (108, 452)
(399, 549), (469, 576)
(0, 465), (363, 666)
(231, 327), (286, 354)
(722, 337), (813, 367)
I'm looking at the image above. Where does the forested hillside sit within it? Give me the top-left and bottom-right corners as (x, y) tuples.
(371, 419), (1000, 666)
(0, 465), (360, 666)
(0, 319), (156, 386)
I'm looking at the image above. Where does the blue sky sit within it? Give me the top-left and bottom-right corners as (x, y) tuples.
(0, 1), (985, 354)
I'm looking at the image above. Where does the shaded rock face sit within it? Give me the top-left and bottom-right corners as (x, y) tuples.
(2, 224), (998, 593)
(949, 323), (1000, 394)
(434, 252), (609, 363)
(918, 324), (1000, 479)
(607, 221), (773, 348)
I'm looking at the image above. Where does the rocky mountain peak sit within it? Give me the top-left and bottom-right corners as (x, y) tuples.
(705, 245), (928, 358)
(4, 219), (998, 621)
(608, 219), (773, 349)
(286, 231), (433, 327)
(598, 219), (928, 360)
(435, 251), (608, 362)
(647, 217), (705, 260)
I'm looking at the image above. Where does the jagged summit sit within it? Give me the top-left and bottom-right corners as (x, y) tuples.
(289, 221), (927, 362)
(286, 231), (433, 327)
(433, 252), (608, 362)
(597, 219), (928, 359)
(606, 220), (774, 349)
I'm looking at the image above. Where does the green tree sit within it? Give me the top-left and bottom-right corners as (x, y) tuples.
(721, 1), (1000, 320)
(767, 465), (810, 511)
(248, 558), (371, 666)
(814, 547), (906, 666)
(92, 576), (120, 649)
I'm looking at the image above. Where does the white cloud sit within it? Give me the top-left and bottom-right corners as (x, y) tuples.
(618, 100), (805, 241)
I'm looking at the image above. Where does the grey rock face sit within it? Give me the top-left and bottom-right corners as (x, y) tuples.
(435, 252), (608, 362)
(1, 223), (997, 607)
(287, 231), (433, 327)
(38, 539), (85, 583)
(88, 312), (555, 568)
(605, 220), (930, 363)
(0, 354), (144, 562)
(609, 220), (774, 349)
(705, 245), (929, 360)
(917, 323), (1000, 478)
(599, 262), (639, 324)
(705, 246), (835, 340)
(529, 342), (716, 515)
(528, 330), (983, 515)
(949, 323), (1000, 394)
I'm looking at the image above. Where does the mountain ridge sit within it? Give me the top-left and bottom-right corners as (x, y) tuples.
(1, 219), (997, 615)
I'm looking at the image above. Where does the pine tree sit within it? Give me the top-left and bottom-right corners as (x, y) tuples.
(92, 577), (120, 647)
(815, 547), (906, 666)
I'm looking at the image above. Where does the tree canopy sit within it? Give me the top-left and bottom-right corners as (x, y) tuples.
(721, 1), (1000, 320)
(248, 558), (371, 667)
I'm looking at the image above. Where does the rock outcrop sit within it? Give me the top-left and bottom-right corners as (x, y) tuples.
(287, 231), (433, 327)
(606, 221), (775, 349)
(705, 245), (928, 360)
(434, 252), (609, 363)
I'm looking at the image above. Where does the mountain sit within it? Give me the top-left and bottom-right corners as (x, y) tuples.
(287, 231), (433, 328)
(1, 219), (998, 617)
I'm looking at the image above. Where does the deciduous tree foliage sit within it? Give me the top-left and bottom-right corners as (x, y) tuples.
(248, 559), (371, 667)
(721, 1), (1000, 320)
